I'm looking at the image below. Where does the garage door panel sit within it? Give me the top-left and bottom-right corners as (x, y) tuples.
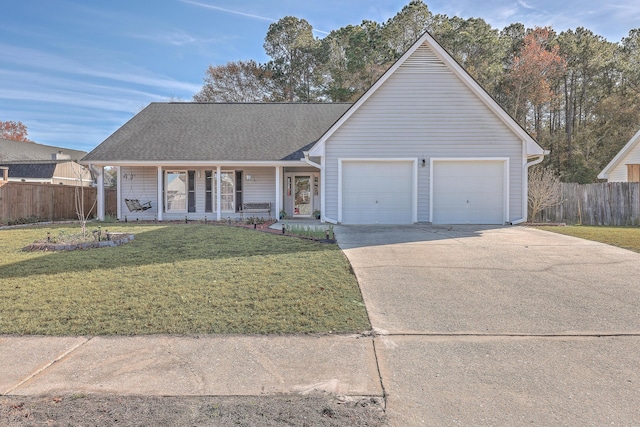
(432, 160), (505, 225)
(342, 161), (413, 224)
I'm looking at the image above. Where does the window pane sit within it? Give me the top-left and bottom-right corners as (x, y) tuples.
(166, 171), (186, 211)
(219, 171), (235, 212)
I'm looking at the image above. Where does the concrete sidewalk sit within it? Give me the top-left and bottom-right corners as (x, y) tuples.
(1, 334), (382, 398)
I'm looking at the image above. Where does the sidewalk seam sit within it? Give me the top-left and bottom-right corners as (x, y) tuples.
(3, 337), (91, 395)
(370, 336), (388, 411)
(377, 332), (640, 338)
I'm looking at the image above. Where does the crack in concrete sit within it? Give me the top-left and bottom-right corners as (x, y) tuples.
(4, 337), (91, 395)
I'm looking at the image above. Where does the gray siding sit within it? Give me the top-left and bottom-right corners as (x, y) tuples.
(324, 43), (524, 222)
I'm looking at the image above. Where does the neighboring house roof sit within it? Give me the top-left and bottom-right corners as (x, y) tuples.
(598, 128), (640, 180)
(0, 138), (87, 162)
(0, 163), (57, 179)
(309, 30), (544, 158)
(82, 103), (352, 164)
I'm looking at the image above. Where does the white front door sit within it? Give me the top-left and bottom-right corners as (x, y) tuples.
(294, 175), (312, 216)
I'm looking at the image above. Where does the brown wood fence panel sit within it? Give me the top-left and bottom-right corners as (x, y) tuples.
(539, 182), (640, 225)
(0, 182), (116, 222)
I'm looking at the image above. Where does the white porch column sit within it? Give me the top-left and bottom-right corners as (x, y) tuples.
(275, 166), (282, 220)
(116, 166), (122, 220)
(157, 166), (163, 221)
(216, 166), (221, 220)
(95, 165), (105, 221)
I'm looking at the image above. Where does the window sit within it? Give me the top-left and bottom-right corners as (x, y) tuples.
(205, 170), (213, 212)
(188, 171), (196, 213)
(628, 164), (640, 182)
(166, 171), (186, 211)
(219, 171), (235, 212)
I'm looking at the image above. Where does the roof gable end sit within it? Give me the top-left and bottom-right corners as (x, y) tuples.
(309, 31), (543, 157)
(598, 128), (640, 179)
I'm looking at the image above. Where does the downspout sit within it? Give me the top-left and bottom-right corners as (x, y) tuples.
(511, 150), (549, 225)
(302, 151), (337, 224)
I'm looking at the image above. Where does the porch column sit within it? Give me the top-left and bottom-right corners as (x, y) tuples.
(95, 165), (105, 221)
(157, 166), (163, 221)
(116, 166), (122, 220)
(275, 166), (282, 220)
(216, 166), (221, 220)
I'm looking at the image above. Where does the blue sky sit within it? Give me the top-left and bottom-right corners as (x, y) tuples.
(2, 0), (639, 153)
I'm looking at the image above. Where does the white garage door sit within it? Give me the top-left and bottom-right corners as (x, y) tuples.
(432, 160), (505, 224)
(342, 161), (414, 224)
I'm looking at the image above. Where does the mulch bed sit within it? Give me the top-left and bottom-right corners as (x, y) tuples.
(22, 233), (135, 252)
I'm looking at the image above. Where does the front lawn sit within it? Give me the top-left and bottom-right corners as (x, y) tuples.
(538, 225), (640, 253)
(0, 224), (370, 335)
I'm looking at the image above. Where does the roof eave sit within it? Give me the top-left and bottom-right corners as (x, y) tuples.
(80, 159), (309, 167)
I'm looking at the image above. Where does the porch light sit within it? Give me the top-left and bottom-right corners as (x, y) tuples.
(421, 159), (426, 167)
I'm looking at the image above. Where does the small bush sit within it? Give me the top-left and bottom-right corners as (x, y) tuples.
(7, 216), (45, 226)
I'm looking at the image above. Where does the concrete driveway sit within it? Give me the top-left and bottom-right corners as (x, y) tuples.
(335, 225), (640, 426)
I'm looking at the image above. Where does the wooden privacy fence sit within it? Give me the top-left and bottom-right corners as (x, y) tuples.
(539, 182), (640, 226)
(0, 182), (117, 222)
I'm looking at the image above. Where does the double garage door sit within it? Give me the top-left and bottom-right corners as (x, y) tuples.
(341, 159), (505, 225)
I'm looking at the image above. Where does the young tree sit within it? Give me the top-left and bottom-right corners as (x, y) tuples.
(1, 120), (33, 142)
(193, 60), (273, 102)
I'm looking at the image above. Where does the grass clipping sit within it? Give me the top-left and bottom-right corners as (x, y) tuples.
(0, 224), (370, 335)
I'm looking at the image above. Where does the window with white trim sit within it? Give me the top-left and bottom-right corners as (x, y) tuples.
(166, 171), (186, 212)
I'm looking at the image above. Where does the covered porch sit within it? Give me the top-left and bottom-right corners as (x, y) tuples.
(91, 163), (321, 222)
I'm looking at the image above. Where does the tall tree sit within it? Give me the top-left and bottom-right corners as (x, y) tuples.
(264, 16), (320, 102)
(193, 60), (273, 102)
(505, 27), (566, 135)
(1, 120), (33, 142)
(382, 0), (432, 57)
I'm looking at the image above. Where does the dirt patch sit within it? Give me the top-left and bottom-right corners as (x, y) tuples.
(0, 393), (387, 426)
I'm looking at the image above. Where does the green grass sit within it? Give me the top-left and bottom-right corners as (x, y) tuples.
(0, 224), (370, 335)
(538, 225), (640, 253)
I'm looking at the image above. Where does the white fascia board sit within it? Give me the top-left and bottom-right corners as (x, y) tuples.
(598, 128), (640, 179)
(310, 30), (545, 158)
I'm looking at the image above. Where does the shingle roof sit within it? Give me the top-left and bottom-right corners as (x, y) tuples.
(0, 163), (57, 179)
(0, 138), (87, 162)
(82, 102), (352, 163)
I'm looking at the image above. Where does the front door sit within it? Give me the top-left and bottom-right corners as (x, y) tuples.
(294, 175), (312, 216)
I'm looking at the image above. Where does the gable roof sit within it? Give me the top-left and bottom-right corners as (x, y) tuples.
(309, 30), (544, 158)
(82, 102), (351, 164)
(0, 163), (57, 179)
(598, 128), (640, 180)
(0, 138), (87, 163)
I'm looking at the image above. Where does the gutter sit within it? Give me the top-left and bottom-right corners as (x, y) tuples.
(511, 150), (549, 225)
(301, 151), (321, 169)
(302, 151), (338, 224)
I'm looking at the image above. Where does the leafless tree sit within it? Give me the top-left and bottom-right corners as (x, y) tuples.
(528, 166), (563, 221)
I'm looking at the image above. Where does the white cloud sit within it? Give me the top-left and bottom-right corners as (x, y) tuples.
(179, 0), (276, 22)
